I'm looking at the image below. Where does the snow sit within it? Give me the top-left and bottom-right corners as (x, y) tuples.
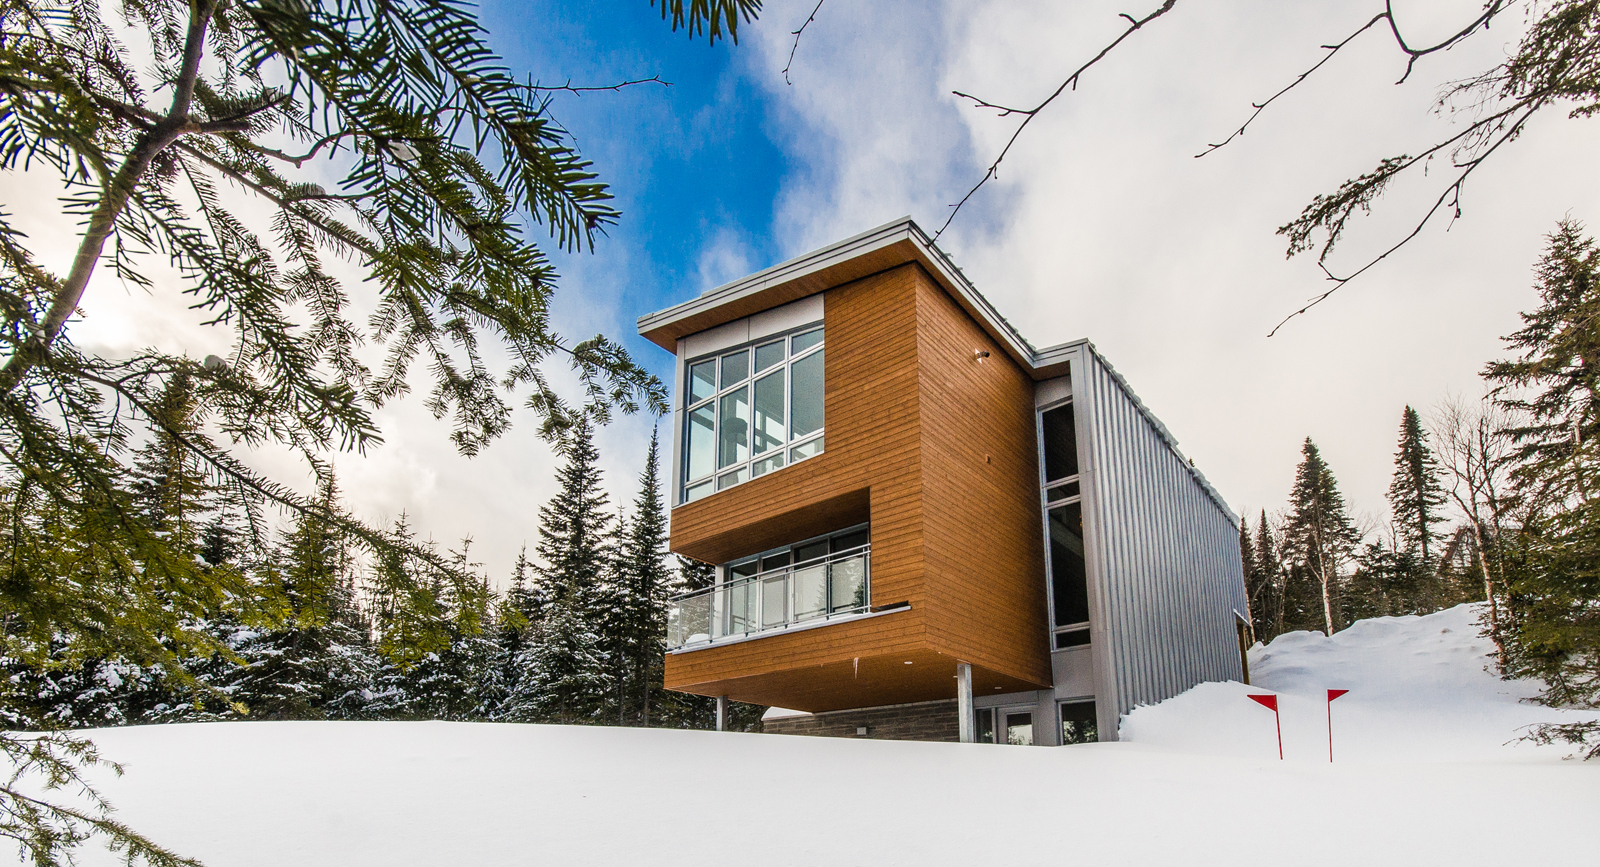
(34, 604), (1600, 867)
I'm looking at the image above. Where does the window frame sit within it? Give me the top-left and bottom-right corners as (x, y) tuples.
(681, 322), (824, 504)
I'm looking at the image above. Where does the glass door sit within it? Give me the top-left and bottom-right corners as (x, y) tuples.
(973, 706), (1036, 745)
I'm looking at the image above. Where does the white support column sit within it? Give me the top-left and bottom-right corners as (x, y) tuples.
(715, 695), (729, 732)
(956, 663), (974, 743)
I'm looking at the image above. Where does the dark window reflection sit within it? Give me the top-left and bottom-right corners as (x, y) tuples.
(1041, 404), (1079, 481)
(1048, 503), (1089, 627)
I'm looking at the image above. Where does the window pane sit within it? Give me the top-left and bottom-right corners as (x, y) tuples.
(686, 405), (715, 481)
(1054, 629), (1091, 649)
(791, 349), (823, 437)
(752, 370), (786, 455)
(976, 708), (995, 744)
(1041, 404), (1079, 481)
(684, 480), (714, 503)
(720, 350), (749, 386)
(754, 340), (785, 373)
(1005, 712), (1034, 746)
(1060, 701), (1098, 745)
(729, 560), (760, 580)
(790, 436), (823, 463)
(793, 540), (829, 565)
(689, 360), (716, 403)
(791, 327), (823, 354)
(717, 467), (747, 490)
(759, 551), (792, 573)
(1046, 480), (1080, 503)
(752, 453), (784, 477)
(1048, 503), (1090, 627)
(717, 386), (749, 469)
(831, 528), (870, 553)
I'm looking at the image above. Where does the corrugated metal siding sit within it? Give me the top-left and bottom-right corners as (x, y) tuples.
(1074, 347), (1248, 725)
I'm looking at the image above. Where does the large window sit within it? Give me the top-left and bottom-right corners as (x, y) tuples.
(1040, 402), (1089, 650)
(682, 324), (824, 503)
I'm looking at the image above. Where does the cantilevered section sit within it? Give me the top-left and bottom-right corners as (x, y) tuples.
(639, 217), (1234, 522)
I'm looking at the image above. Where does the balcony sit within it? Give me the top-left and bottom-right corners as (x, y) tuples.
(667, 545), (871, 650)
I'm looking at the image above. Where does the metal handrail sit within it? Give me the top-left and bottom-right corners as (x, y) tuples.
(667, 545), (871, 649)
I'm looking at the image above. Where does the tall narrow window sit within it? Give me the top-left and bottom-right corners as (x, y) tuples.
(1040, 400), (1089, 649)
(682, 323), (825, 502)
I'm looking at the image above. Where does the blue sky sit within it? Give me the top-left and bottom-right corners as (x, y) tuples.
(481, 1), (789, 387)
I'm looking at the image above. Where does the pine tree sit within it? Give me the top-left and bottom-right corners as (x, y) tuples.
(1282, 439), (1362, 635)
(1484, 219), (1600, 758)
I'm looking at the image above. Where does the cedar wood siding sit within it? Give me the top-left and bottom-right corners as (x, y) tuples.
(914, 276), (1052, 687)
(663, 264), (1052, 712)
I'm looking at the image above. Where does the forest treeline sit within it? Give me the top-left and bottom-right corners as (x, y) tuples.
(1242, 219), (1600, 757)
(0, 403), (761, 732)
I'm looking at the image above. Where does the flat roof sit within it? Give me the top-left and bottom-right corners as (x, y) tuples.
(637, 217), (1235, 522)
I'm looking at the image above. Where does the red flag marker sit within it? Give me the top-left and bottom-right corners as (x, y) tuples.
(1326, 689), (1349, 762)
(1247, 694), (1282, 760)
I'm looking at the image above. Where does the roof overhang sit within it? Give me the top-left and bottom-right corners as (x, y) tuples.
(637, 217), (1082, 381)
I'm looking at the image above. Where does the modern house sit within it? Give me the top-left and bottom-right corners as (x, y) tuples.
(636, 218), (1249, 745)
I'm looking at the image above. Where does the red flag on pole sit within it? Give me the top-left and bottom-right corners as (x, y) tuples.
(1327, 689), (1349, 762)
(1247, 694), (1283, 759)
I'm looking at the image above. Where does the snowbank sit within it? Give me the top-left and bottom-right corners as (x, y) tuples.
(34, 604), (1600, 867)
(1122, 603), (1597, 763)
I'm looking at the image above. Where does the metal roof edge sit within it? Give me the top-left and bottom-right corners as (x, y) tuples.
(1080, 344), (1239, 525)
(635, 217), (919, 333)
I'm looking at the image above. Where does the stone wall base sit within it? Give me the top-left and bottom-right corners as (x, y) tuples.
(762, 699), (959, 742)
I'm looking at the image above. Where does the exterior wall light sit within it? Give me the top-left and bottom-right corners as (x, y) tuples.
(973, 349), (990, 361)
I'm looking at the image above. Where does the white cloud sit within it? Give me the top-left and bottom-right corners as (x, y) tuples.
(747, 0), (1594, 526)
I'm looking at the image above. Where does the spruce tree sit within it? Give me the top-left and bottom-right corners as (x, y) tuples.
(534, 416), (614, 609)
(1387, 406), (1448, 571)
(1282, 439), (1362, 635)
(1485, 219), (1600, 758)
(1248, 511), (1286, 643)
(225, 476), (376, 720)
(614, 428), (671, 726)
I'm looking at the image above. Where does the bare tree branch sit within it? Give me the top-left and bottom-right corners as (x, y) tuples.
(529, 75), (671, 95)
(783, 0), (827, 86)
(1202, 2), (1511, 159)
(935, 0), (1179, 241)
(1267, 101), (1538, 337)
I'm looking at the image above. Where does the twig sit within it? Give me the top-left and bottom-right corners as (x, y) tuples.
(935, 0), (1179, 241)
(1196, 14), (1386, 157)
(783, 0), (827, 86)
(529, 75), (671, 95)
(1202, 1), (1509, 159)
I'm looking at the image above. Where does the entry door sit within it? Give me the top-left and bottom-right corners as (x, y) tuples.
(975, 706), (1036, 745)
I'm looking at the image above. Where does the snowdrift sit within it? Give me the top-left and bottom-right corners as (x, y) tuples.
(34, 604), (1600, 867)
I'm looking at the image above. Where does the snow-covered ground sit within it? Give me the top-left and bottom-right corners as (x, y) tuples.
(38, 604), (1600, 866)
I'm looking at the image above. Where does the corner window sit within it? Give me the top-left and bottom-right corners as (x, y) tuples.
(683, 325), (824, 503)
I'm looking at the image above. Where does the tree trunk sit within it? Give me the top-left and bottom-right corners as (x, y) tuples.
(1471, 520), (1508, 670)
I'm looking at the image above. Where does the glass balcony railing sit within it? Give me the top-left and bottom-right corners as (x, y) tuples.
(667, 545), (870, 650)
